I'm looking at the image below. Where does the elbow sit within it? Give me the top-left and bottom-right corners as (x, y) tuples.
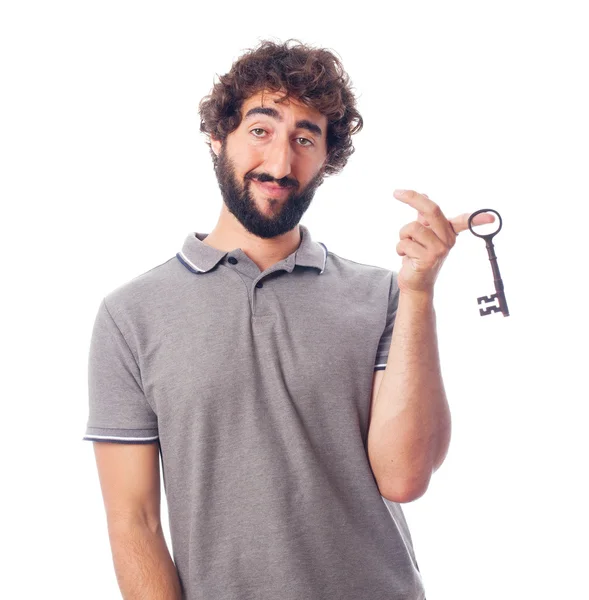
(107, 513), (163, 537)
(379, 475), (431, 504)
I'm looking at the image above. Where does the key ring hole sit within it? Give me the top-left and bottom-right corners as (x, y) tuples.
(468, 208), (502, 239)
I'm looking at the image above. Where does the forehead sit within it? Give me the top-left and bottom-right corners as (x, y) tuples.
(241, 90), (327, 125)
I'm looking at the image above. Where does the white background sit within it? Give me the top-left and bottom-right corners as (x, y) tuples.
(2, 1), (588, 598)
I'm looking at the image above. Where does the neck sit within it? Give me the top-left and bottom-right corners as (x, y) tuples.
(202, 205), (302, 272)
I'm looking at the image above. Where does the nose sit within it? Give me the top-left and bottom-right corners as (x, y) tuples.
(262, 136), (293, 182)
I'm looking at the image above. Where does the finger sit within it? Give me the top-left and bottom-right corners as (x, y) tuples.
(448, 211), (496, 234)
(417, 211), (430, 227)
(399, 221), (446, 253)
(394, 189), (455, 246)
(396, 238), (428, 259)
(419, 195), (430, 226)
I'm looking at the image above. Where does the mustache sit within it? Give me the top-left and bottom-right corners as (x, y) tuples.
(247, 173), (298, 188)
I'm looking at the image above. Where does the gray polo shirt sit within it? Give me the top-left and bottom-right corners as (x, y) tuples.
(83, 223), (426, 600)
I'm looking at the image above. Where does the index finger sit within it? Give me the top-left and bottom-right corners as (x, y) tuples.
(393, 189), (455, 245)
(449, 211), (496, 234)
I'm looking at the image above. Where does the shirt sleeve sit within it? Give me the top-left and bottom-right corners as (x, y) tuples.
(82, 298), (159, 444)
(373, 271), (400, 372)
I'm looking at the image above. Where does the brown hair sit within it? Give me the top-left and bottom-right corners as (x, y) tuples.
(198, 38), (363, 177)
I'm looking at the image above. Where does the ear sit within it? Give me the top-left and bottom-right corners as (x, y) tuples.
(211, 135), (222, 156)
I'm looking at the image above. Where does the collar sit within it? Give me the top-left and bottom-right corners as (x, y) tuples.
(176, 224), (328, 275)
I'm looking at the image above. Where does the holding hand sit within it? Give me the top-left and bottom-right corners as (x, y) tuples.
(393, 189), (495, 296)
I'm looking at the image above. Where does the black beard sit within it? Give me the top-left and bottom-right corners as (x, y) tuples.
(213, 145), (325, 239)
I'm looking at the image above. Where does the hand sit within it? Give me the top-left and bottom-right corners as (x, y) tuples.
(393, 189), (495, 296)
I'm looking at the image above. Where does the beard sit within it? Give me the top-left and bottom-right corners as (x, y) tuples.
(213, 144), (325, 239)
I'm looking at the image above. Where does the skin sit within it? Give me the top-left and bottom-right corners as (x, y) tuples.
(202, 87), (496, 501)
(369, 189), (495, 501)
(392, 189), (495, 296)
(205, 89), (329, 272)
(204, 88), (494, 279)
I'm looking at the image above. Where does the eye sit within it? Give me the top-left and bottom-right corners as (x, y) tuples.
(296, 137), (313, 147)
(250, 128), (266, 137)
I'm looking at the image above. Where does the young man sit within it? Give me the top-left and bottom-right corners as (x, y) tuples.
(83, 38), (491, 600)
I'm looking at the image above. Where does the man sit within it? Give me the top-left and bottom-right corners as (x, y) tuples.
(83, 39), (492, 599)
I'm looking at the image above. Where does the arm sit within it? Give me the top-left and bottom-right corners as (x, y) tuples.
(93, 441), (183, 599)
(367, 291), (451, 503)
(367, 188), (488, 502)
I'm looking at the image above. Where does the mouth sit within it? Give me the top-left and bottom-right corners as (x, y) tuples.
(254, 180), (293, 198)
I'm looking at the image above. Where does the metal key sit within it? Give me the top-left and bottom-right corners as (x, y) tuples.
(468, 208), (509, 317)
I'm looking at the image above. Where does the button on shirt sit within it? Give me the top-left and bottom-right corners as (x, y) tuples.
(83, 224), (426, 600)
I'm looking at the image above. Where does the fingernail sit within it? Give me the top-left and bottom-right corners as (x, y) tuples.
(394, 189), (406, 195)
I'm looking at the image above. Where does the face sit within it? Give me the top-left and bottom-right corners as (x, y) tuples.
(211, 90), (329, 239)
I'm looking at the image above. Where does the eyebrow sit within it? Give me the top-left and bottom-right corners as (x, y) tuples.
(244, 106), (323, 137)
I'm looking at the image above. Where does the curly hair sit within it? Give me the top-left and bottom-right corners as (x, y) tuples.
(198, 38), (363, 177)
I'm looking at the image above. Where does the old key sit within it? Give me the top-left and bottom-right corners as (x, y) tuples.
(468, 208), (509, 317)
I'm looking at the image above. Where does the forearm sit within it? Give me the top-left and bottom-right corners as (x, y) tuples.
(108, 521), (183, 600)
(367, 290), (451, 501)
